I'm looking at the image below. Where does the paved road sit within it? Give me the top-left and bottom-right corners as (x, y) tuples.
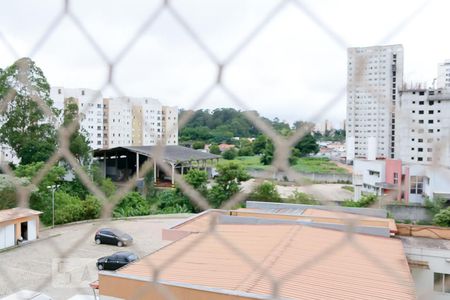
(0, 217), (185, 300)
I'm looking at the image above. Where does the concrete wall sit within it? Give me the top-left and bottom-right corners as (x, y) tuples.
(405, 247), (450, 300)
(248, 170), (352, 183)
(386, 205), (433, 223)
(99, 273), (267, 300)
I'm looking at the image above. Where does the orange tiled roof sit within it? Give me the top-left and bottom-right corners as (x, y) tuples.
(117, 224), (415, 300)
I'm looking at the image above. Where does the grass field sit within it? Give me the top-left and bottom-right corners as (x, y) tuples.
(220, 156), (349, 174)
(292, 157), (349, 174)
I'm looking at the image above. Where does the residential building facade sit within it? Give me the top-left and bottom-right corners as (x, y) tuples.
(437, 60), (450, 89)
(50, 87), (178, 151)
(396, 89), (450, 167)
(346, 44), (404, 162)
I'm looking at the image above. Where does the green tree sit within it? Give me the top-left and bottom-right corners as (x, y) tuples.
(260, 140), (274, 165)
(63, 100), (91, 165)
(209, 144), (221, 155)
(0, 58), (57, 164)
(192, 141), (205, 150)
(208, 162), (250, 208)
(222, 148), (238, 160)
(184, 169), (208, 191)
(248, 181), (281, 202)
(152, 189), (194, 214)
(294, 133), (319, 157)
(238, 146), (254, 156)
(252, 135), (267, 155)
(0, 175), (32, 209)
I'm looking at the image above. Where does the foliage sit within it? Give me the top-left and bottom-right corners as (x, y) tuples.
(252, 135), (267, 155)
(39, 191), (102, 225)
(179, 108), (259, 143)
(222, 148), (238, 160)
(209, 144), (221, 155)
(292, 157), (348, 174)
(0, 175), (31, 209)
(0, 58), (57, 164)
(14, 162), (66, 190)
(341, 194), (377, 207)
(238, 145), (254, 156)
(151, 189), (194, 214)
(113, 192), (150, 218)
(260, 139), (274, 165)
(248, 181), (281, 202)
(208, 162), (250, 208)
(286, 191), (319, 205)
(192, 141), (205, 150)
(313, 129), (346, 142)
(294, 133), (319, 157)
(433, 208), (450, 227)
(184, 169), (208, 193)
(425, 197), (447, 215)
(63, 100), (91, 165)
(99, 178), (117, 198)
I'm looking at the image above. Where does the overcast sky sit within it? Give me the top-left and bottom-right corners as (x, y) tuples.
(1, 0), (449, 127)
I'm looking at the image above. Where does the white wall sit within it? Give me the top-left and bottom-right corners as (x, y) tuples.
(406, 247), (450, 300)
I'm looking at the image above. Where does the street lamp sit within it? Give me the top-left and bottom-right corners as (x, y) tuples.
(47, 185), (59, 228)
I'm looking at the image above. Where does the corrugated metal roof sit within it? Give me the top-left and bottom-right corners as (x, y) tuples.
(93, 146), (220, 163)
(115, 224), (415, 300)
(0, 208), (42, 224)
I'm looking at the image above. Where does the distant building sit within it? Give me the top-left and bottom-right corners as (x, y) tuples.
(314, 119), (333, 134)
(346, 44), (404, 162)
(437, 60), (450, 89)
(396, 88), (450, 167)
(353, 158), (450, 204)
(50, 87), (178, 150)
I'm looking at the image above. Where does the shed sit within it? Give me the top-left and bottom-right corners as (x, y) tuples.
(93, 146), (220, 186)
(0, 207), (42, 250)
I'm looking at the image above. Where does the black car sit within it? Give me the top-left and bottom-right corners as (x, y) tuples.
(97, 251), (138, 271)
(94, 228), (133, 247)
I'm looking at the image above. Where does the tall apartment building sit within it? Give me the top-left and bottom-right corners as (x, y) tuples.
(437, 60), (450, 89)
(396, 88), (450, 167)
(346, 44), (404, 162)
(51, 87), (105, 149)
(51, 87), (178, 150)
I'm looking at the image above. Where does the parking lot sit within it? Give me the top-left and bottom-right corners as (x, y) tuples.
(0, 216), (187, 299)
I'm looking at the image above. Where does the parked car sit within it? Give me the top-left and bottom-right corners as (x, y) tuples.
(94, 228), (133, 247)
(96, 251), (138, 271)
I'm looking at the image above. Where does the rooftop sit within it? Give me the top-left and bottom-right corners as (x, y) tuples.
(0, 207), (42, 224)
(93, 145), (220, 164)
(111, 224), (415, 300)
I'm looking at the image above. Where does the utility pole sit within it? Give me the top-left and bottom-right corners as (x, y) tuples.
(47, 185), (59, 228)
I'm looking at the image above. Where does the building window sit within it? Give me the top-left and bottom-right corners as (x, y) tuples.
(393, 173), (398, 184)
(410, 176), (424, 194)
(434, 272), (450, 293)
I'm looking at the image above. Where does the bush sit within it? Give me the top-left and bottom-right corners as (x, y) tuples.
(53, 192), (86, 225)
(433, 208), (450, 227)
(209, 144), (221, 155)
(192, 141), (205, 150)
(425, 197), (447, 215)
(238, 146), (254, 157)
(153, 190), (194, 214)
(285, 191), (319, 205)
(341, 194), (377, 208)
(113, 192), (150, 217)
(222, 148), (237, 160)
(249, 181), (281, 202)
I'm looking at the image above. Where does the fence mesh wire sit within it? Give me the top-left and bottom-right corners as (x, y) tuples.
(0, 0), (441, 299)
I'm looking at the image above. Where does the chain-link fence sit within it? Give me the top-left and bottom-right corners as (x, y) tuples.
(0, 0), (446, 299)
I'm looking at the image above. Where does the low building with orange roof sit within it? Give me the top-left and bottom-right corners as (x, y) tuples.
(99, 223), (415, 299)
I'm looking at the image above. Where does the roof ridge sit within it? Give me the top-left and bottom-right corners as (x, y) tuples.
(235, 225), (303, 292)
